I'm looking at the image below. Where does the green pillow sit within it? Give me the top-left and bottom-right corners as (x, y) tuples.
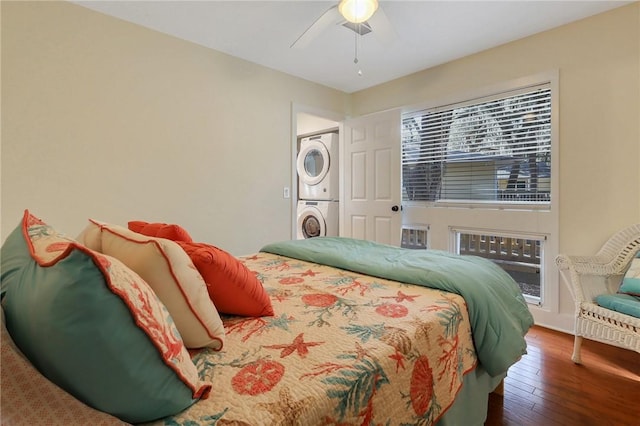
(618, 251), (640, 296)
(0, 210), (211, 423)
(595, 293), (640, 319)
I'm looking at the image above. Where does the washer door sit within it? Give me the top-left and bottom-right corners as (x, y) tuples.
(298, 206), (326, 239)
(297, 141), (330, 186)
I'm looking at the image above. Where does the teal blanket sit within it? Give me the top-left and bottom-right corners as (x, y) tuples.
(261, 237), (534, 377)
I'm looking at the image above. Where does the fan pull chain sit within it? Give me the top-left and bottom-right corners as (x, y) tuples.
(354, 25), (362, 76)
(354, 30), (358, 64)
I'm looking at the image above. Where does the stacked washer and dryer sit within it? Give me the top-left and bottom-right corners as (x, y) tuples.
(296, 132), (339, 239)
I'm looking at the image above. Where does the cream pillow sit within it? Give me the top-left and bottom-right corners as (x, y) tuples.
(78, 219), (225, 349)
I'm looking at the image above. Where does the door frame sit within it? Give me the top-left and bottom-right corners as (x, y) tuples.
(290, 103), (344, 240)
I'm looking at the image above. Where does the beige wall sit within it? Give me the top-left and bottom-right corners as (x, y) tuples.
(1, 1), (348, 254)
(352, 3), (640, 256)
(2, 1), (638, 327)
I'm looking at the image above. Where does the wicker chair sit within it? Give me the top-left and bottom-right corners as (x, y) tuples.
(555, 223), (640, 364)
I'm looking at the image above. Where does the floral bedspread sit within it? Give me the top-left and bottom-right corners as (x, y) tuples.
(155, 252), (478, 426)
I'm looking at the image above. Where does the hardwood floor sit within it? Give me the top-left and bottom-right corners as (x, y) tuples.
(485, 325), (640, 426)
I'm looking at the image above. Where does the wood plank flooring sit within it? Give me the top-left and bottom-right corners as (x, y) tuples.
(485, 325), (640, 426)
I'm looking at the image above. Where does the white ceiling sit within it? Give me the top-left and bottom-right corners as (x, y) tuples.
(73, 1), (633, 93)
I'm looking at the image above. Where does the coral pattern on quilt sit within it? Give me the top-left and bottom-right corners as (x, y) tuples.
(156, 252), (478, 426)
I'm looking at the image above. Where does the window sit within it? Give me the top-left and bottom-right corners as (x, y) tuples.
(454, 230), (543, 304)
(398, 74), (559, 315)
(401, 226), (429, 250)
(402, 84), (551, 205)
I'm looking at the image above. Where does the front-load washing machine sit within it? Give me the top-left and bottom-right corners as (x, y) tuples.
(296, 200), (339, 239)
(297, 132), (339, 200)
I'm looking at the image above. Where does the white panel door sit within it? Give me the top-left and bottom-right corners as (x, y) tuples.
(341, 109), (402, 246)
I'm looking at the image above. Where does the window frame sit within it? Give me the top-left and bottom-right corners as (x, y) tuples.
(451, 227), (546, 305)
(399, 70), (560, 317)
(401, 83), (553, 211)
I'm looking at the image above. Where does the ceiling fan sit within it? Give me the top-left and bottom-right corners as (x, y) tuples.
(290, 0), (396, 49)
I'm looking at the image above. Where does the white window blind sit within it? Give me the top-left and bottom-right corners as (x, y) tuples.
(402, 84), (552, 203)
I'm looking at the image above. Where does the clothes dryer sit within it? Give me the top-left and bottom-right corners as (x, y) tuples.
(296, 200), (339, 239)
(297, 132), (339, 201)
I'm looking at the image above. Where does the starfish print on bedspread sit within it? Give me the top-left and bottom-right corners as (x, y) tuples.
(389, 349), (406, 373)
(257, 386), (314, 426)
(299, 269), (320, 277)
(351, 341), (369, 361)
(268, 288), (295, 303)
(381, 290), (421, 303)
(263, 333), (324, 358)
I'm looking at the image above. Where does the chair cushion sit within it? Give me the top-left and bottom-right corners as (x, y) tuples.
(0, 210), (211, 423)
(595, 293), (640, 319)
(618, 251), (640, 296)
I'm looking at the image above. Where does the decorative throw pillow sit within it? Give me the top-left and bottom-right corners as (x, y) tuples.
(76, 218), (103, 252)
(128, 220), (193, 243)
(619, 251), (640, 296)
(177, 241), (274, 317)
(78, 220), (225, 349)
(0, 210), (211, 424)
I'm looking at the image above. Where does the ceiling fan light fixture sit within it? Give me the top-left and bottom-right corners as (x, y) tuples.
(338, 0), (379, 24)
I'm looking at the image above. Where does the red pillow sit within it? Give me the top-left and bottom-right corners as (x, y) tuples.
(128, 221), (193, 243)
(177, 241), (274, 317)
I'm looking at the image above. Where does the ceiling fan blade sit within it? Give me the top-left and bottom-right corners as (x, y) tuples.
(290, 5), (341, 49)
(368, 5), (397, 46)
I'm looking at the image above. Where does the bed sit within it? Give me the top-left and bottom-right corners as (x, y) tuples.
(0, 212), (533, 426)
(152, 237), (533, 425)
